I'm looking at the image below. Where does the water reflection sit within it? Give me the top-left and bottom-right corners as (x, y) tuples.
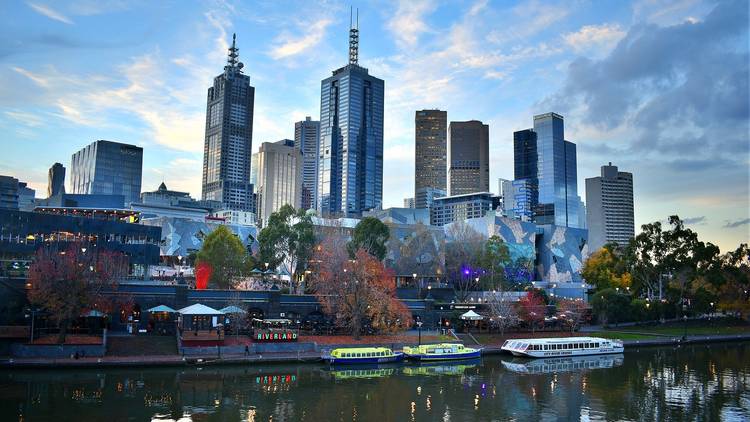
(0, 343), (748, 421)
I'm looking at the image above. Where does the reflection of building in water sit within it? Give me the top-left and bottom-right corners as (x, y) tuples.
(501, 354), (624, 375)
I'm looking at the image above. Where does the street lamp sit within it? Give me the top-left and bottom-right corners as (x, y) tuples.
(416, 317), (423, 345)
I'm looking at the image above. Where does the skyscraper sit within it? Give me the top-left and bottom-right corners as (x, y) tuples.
(318, 13), (384, 217)
(47, 162), (65, 198)
(295, 116), (320, 210)
(586, 163), (634, 251)
(70, 140), (143, 204)
(512, 113), (581, 228)
(201, 34), (255, 212)
(415, 109), (447, 208)
(255, 140), (302, 226)
(447, 120), (489, 196)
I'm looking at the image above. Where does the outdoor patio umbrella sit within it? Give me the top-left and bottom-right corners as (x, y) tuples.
(219, 305), (247, 314)
(147, 305), (177, 313)
(460, 310), (484, 321)
(177, 303), (224, 315)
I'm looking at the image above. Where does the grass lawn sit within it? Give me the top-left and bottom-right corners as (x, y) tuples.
(613, 324), (750, 337)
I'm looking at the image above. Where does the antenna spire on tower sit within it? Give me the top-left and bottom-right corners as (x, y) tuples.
(349, 7), (359, 65)
(227, 33), (239, 67)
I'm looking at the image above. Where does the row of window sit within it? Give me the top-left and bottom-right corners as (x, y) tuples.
(528, 342), (601, 351)
(341, 351), (390, 358)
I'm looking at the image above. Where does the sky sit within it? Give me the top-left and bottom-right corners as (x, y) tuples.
(0, 0), (748, 251)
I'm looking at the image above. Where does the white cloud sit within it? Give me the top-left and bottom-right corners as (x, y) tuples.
(27, 2), (73, 24)
(4, 110), (44, 127)
(270, 18), (333, 59)
(563, 23), (626, 55)
(386, 0), (435, 48)
(12, 66), (50, 87)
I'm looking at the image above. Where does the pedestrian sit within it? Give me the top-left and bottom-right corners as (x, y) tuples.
(244, 344), (250, 356)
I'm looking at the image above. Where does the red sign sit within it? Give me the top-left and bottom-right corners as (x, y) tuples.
(195, 262), (211, 290)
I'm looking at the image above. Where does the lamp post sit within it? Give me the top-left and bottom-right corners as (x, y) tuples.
(416, 317), (423, 346)
(25, 307), (39, 343)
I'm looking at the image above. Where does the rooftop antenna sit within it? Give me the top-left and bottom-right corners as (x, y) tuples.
(225, 33), (244, 74)
(349, 7), (359, 65)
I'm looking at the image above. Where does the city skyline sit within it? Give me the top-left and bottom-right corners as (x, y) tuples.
(0, 0), (748, 250)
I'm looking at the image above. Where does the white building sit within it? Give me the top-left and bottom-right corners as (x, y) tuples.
(255, 140), (302, 226)
(585, 163), (634, 251)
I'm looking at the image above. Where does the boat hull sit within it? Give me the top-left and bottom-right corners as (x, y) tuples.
(326, 352), (404, 365)
(405, 349), (482, 361)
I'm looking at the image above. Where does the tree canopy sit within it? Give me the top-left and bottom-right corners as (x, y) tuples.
(195, 225), (248, 289)
(348, 217), (390, 261)
(257, 205), (315, 292)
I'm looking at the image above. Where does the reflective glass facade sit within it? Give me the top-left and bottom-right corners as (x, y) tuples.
(70, 140), (143, 205)
(447, 120), (489, 196)
(318, 64), (384, 217)
(415, 110), (447, 208)
(294, 117), (320, 210)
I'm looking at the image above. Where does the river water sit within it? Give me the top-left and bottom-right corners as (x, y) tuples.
(1, 342), (748, 421)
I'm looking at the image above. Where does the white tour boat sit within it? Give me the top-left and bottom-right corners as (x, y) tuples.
(500, 337), (623, 358)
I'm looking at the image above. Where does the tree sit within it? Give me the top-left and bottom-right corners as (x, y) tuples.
(479, 236), (510, 291)
(348, 217), (390, 261)
(590, 288), (631, 326)
(308, 236), (411, 339)
(257, 205), (315, 293)
(445, 221), (484, 301)
(557, 299), (591, 332)
(483, 291), (518, 335)
(582, 246), (632, 291)
(517, 291), (545, 333)
(196, 225), (248, 289)
(27, 245), (127, 343)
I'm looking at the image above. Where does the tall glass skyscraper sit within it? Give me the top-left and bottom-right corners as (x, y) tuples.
(317, 17), (384, 217)
(70, 140), (143, 204)
(512, 113), (581, 228)
(295, 116), (320, 210)
(201, 34), (255, 212)
(447, 120), (489, 196)
(415, 109), (447, 208)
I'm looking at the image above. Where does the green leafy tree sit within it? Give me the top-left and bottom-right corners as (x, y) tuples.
(590, 288), (632, 326)
(348, 217), (390, 261)
(479, 236), (510, 291)
(582, 245), (632, 291)
(196, 225), (248, 289)
(257, 205), (315, 292)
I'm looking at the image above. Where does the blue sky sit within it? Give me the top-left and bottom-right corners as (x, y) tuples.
(0, 0), (748, 251)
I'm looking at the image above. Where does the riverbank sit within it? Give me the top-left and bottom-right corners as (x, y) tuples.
(2, 333), (749, 369)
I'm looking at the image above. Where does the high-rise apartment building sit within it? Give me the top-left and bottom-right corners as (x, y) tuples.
(255, 140), (302, 226)
(447, 120), (489, 196)
(201, 34), (255, 212)
(512, 113), (581, 228)
(318, 16), (384, 217)
(295, 116), (320, 210)
(70, 140), (143, 204)
(47, 163), (65, 198)
(403, 197), (415, 208)
(415, 109), (447, 208)
(586, 163), (634, 251)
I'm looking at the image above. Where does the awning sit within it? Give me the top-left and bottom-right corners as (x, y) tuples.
(177, 303), (224, 315)
(219, 305), (247, 314)
(83, 309), (106, 317)
(460, 310), (484, 320)
(147, 305), (177, 313)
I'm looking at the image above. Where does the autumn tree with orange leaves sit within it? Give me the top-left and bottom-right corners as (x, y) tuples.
(308, 235), (412, 339)
(27, 244), (128, 343)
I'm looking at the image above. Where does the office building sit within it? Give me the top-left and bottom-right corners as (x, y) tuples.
(256, 140), (302, 225)
(511, 179), (536, 222)
(498, 178), (513, 216)
(201, 34), (255, 212)
(295, 116), (320, 210)
(430, 192), (499, 226)
(318, 15), (384, 217)
(415, 109), (447, 208)
(47, 162), (65, 198)
(0, 176), (19, 210)
(586, 163), (634, 251)
(512, 113), (581, 228)
(17, 182), (35, 211)
(415, 187), (447, 211)
(447, 120), (489, 196)
(70, 140), (143, 204)
(403, 197), (415, 208)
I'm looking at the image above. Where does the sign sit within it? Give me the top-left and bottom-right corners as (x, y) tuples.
(255, 330), (298, 342)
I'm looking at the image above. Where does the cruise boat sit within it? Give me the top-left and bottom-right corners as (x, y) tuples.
(500, 337), (623, 358)
(323, 347), (404, 365)
(501, 354), (624, 374)
(402, 343), (481, 361)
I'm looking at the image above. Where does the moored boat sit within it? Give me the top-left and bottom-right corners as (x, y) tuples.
(323, 347), (404, 364)
(500, 337), (623, 358)
(402, 343), (481, 361)
(501, 354), (624, 374)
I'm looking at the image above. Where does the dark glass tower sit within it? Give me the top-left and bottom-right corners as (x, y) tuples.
(47, 162), (65, 198)
(70, 140), (143, 204)
(415, 110), (447, 209)
(447, 120), (489, 196)
(317, 14), (384, 217)
(201, 34), (255, 212)
(295, 117), (320, 210)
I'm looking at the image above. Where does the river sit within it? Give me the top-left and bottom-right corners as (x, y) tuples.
(1, 342), (748, 421)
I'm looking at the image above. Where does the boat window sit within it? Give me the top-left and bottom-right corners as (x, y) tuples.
(543, 345), (548, 350)
(595, 343), (600, 348)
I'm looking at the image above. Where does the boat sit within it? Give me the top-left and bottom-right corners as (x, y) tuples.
(501, 354), (624, 374)
(322, 347), (404, 365)
(500, 337), (623, 358)
(402, 343), (482, 361)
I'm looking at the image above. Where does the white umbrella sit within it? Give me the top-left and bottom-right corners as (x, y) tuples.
(219, 305), (247, 314)
(460, 310), (484, 321)
(147, 305), (177, 313)
(177, 303), (224, 315)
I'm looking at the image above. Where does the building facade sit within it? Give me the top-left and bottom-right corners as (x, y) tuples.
(70, 140), (143, 205)
(447, 120), (489, 196)
(47, 163), (65, 198)
(585, 163), (635, 251)
(256, 140), (302, 225)
(317, 21), (384, 217)
(201, 34), (255, 212)
(430, 192), (499, 226)
(416, 187), (447, 212)
(403, 197), (415, 208)
(415, 109), (447, 208)
(0, 176), (19, 210)
(294, 116), (320, 210)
